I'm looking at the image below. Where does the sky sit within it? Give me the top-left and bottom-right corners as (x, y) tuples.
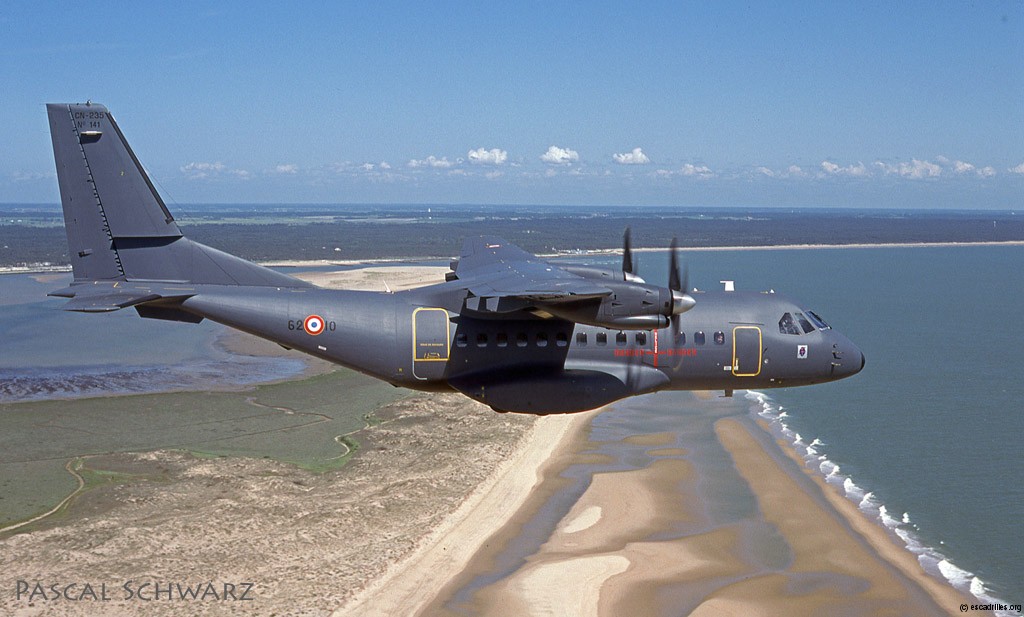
(2, 1), (1022, 209)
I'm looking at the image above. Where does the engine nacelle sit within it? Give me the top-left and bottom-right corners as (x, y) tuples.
(561, 266), (646, 284)
(540, 281), (690, 330)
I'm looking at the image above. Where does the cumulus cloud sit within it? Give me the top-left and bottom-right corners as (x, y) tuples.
(874, 159), (941, 179)
(408, 155), (453, 169)
(613, 147), (650, 165)
(181, 161), (225, 179)
(821, 160), (870, 177)
(679, 163), (713, 177)
(755, 166), (775, 178)
(467, 148), (508, 165)
(953, 160), (976, 174)
(540, 145), (579, 165)
(655, 163), (714, 178)
(272, 163), (298, 174)
(1011, 163), (1024, 175)
(947, 159), (996, 178)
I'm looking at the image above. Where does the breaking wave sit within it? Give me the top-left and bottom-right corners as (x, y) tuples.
(745, 390), (1012, 615)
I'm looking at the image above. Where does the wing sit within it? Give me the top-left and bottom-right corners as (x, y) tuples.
(452, 236), (611, 302)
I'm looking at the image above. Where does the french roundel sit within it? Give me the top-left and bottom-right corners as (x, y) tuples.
(303, 314), (326, 336)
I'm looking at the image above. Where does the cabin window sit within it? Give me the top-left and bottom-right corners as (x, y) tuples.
(636, 332), (647, 346)
(536, 332), (548, 347)
(576, 332), (587, 346)
(556, 332), (568, 347)
(596, 332), (607, 346)
(695, 331), (706, 346)
(496, 332), (508, 347)
(676, 331), (686, 345)
(456, 332), (468, 347)
(476, 333), (488, 347)
(516, 332), (528, 347)
(616, 331), (627, 346)
(714, 331), (725, 345)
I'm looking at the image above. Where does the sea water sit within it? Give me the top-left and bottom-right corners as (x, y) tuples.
(0, 273), (307, 401)
(620, 244), (1024, 608)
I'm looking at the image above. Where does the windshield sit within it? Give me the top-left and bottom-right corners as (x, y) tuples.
(806, 310), (831, 330)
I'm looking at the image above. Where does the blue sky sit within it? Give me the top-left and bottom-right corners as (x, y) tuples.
(2, 1), (1022, 208)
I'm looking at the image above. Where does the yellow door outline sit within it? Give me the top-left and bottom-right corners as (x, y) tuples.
(412, 307), (450, 362)
(732, 326), (762, 377)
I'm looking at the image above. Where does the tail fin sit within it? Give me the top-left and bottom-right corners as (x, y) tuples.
(47, 103), (304, 288)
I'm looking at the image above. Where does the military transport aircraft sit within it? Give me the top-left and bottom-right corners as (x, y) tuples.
(45, 102), (864, 413)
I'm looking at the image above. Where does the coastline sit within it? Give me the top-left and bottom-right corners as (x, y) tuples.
(4, 239), (1023, 275)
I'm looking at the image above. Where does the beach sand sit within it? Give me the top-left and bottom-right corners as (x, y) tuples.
(350, 408), (977, 617)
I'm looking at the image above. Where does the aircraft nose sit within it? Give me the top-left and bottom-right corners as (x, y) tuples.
(830, 333), (864, 380)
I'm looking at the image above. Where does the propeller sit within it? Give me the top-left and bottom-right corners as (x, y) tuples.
(622, 227), (635, 276)
(668, 236), (696, 342)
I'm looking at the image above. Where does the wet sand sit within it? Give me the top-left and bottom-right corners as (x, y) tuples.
(344, 395), (977, 617)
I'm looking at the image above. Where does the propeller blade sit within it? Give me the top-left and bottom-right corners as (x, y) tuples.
(668, 237), (680, 291)
(622, 227), (634, 275)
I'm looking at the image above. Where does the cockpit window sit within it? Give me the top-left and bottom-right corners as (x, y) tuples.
(779, 313), (801, 335)
(794, 312), (815, 334)
(807, 311), (831, 330)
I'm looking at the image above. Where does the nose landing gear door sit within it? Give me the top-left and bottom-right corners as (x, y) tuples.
(412, 307), (450, 380)
(732, 326), (762, 377)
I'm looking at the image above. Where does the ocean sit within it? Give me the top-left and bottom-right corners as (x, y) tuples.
(615, 244), (1024, 607)
(2, 244), (1022, 607)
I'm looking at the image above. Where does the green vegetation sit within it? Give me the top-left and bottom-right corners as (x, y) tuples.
(0, 367), (409, 529)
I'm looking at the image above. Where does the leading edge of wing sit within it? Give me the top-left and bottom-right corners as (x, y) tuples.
(455, 236), (611, 301)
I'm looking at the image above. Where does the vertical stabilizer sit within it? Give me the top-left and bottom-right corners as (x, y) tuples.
(47, 103), (307, 289)
(48, 102), (182, 281)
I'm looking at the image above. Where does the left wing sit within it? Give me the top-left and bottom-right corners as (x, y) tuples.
(451, 236), (611, 302)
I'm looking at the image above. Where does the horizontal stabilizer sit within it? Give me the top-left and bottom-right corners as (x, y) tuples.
(48, 282), (194, 313)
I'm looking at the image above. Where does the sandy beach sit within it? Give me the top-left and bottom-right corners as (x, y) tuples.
(346, 397), (979, 617)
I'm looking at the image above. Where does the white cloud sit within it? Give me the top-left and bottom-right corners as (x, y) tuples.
(272, 163), (298, 174)
(821, 160), (869, 177)
(951, 160), (996, 178)
(877, 159), (941, 179)
(379, 161), (392, 170)
(467, 148), (507, 165)
(181, 161), (227, 179)
(540, 145), (579, 165)
(1011, 163), (1024, 175)
(654, 164), (714, 178)
(485, 170), (504, 179)
(786, 165), (808, 178)
(408, 155), (453, 169)
(953, 160), (975, 174)
(679, 163), (713, 177)
(613, 147), (650, 165)
(755, 166), (775, 178)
